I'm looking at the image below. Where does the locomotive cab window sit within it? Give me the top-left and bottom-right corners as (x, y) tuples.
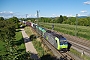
(59, 37), (67, 45)
(60, 41), (67, 45)
(56, 40), (57, 43)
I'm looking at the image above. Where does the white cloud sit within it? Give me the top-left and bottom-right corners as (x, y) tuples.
(52, 14), (55, 16)
(84, 1), (90, 5)
(0, 11), (16, 18)
(27, 14), (32, 18)
(77, 14), (81, 16)
(0, 11), (14, 15)
(57, 14), (75, 17)
(66, 14), (75, 17)
(9, 11), (13, 14)
(77, 14), (87, 16)
(80, 10), (87, 13)
(34, 13), (37, 17)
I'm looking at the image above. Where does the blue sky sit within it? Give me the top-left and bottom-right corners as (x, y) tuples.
(0, 0), (90, 18)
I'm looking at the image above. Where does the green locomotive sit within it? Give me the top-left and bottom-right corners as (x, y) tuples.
(33, 23), (68, 51)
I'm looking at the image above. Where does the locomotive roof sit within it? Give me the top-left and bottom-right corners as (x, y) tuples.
(46, 30), (64, 38)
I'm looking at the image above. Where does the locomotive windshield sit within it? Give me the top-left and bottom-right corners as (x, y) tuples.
(60, 41), (67, 45)
(60, 37), (67, 45)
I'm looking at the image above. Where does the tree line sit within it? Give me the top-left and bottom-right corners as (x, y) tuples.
(25, 15), (90, 26)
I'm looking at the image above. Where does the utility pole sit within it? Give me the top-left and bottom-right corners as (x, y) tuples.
(37, 10), (39, 25)
(52, 18), (54, 30)
(25, 14), (28, 21)
(37, 10), (39, 19)
(75, 14), (78, 36)
(26, 14), (28, 19)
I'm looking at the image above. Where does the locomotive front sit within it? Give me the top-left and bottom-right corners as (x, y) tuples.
(59, 37), (68, 51)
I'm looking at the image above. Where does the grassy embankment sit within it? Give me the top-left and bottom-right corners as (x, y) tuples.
(0, 29), (25, 56)
(24, 26), (54, 57)
(39, 23), (90, 40)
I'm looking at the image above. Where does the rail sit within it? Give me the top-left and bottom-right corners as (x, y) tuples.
(31, 27), (75, 60)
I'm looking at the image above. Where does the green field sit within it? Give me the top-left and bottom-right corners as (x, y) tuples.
(39, 23), (90, 40)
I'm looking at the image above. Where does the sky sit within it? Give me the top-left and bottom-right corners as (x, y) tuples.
(0, 0), (90, 18)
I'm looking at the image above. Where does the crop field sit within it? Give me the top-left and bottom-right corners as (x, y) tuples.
(39, 23), (90, 40)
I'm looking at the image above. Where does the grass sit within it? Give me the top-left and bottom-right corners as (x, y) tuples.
(24, 27), (33, 37)
(0, 41), (6, 55)
(70, 48), (90, 60)
(32, 39), (44, 57)
(15, 30), (25, 52)
(39, 22), (90, 40)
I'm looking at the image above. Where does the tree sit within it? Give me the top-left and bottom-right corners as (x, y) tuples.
(60, 15), (63, 23)
(14, 52), (34, 60)
(0, 20), (15, 41)
(54, 17), (59, 23)
(39, 17), (52, 23)
(63, 16), (68, 21)
(62, 17), (76, 25)
(0, 17), (4, 21)
(9, 17), (19, 28)
(0, 20), (16, 60)
(78, 18), (88, 26)
(57, 15), (63, 23)
(86, 17), (90, 26)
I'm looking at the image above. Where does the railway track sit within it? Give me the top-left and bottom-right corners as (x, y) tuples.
(41, 37), (75, 60)
(69, 40), (90, 57)
(50, 29), (90, 58)
(31, 27), (75, 60)
(54, 31), (90, 57)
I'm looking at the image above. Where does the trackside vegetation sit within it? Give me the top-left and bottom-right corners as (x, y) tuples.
(24, 27), (45, 57)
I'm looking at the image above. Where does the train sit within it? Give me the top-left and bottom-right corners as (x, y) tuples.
(26, 22), (68, 51)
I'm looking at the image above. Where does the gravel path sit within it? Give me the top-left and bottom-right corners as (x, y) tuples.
(21, 29), (38, 60)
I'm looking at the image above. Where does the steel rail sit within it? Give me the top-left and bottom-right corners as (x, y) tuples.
(31, 27), (75, 60)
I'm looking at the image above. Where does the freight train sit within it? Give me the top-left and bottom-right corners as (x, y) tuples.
(26, 22), (68, 51)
